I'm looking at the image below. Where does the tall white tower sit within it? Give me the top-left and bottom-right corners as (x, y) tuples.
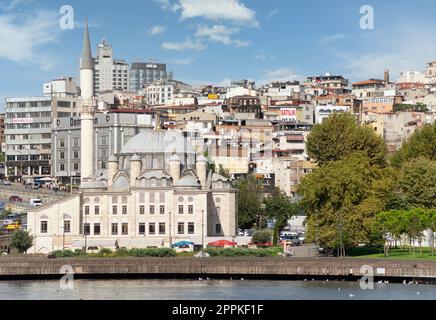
(80, 19), (96, 186)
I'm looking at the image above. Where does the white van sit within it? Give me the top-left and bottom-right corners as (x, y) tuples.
(30, 199), (43, 206)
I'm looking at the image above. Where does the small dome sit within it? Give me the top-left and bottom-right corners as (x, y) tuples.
(197, 155), (208, 162)
(174, 175), (200, 188)
(131, 154), (141, 161)
(108, 155), (118, 162)
(170, 154), (181, 162)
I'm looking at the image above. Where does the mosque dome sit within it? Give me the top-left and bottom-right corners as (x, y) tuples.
(120, 130), (196, 155)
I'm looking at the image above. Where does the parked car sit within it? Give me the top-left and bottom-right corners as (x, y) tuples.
(9, 196), (23, 203)
(30, 198), (43, 206)
(3, 181), (12, 186)
(6, 222), (21, 231)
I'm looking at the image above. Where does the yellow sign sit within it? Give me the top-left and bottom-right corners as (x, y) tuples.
(208, 94), (219, 100)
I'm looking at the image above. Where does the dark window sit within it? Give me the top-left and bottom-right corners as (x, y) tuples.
(188, 223), (195, 234)
(63, 221), (71, 233)
(122, 223), (128, 235)
(188, 205), (194, 214)
(94, 206), (100, 215)
(178, 222), (184, 235)
(215, 224), (222, 234)
(159, 205), (165, 215)
(149, 205), (155, 215)
(139, 223), (145, 235)
(84, 206), (90, 215)
(112, 206), (117, 215)
(149, 223), (155, 235)
(139, 205), (145, 215)
(111, 223), (118, 235)
(159, 223), (165, 235)
(94, 223), (101, 235)
(122, 205), (127, 215)
(84, 223), (91, 235)
(178, 205), (184, 214)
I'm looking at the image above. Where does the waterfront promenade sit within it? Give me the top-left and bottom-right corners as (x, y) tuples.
(0, 257), (435, 283)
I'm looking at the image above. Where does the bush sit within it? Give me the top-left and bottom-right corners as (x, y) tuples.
(252, 229), (272, 244)
(204, 247), (281, 257)
(10, 230), (34, 254)
(98, 248), (113, 257)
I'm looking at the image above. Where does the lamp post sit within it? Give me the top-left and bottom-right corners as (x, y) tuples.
(169, 211), (172, 248)
(201, 209), (205, 254)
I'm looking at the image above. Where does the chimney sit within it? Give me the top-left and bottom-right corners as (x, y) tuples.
(130, 154), (142, 187)
(107, 156), (118, 188)
(169, 154), (181, 184)
(196, 155), (208, 189)
(384, 70), (390, 84)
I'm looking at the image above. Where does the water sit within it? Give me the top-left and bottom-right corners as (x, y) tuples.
(0, 279), (435, 300)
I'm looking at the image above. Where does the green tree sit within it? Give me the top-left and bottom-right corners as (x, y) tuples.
(10, 230), (34, 254)
(398, 158), (436, 209)
(234, 175), (264, 229)
(263, 188), (302, 246)
(297, 153), (394, 255)
(252, 229), (273, 244)
(306, 113), (387, 167)
(218, 164), (230, 179)
(391, 123), (436, 167)
(0, 209), (13, 220)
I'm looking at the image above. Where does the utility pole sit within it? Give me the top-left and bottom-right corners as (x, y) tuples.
(201, 209), (205, 255)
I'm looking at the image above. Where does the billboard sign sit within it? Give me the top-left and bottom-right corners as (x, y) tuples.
(12, 118), (33, 124)
(279, 108), (297, 122)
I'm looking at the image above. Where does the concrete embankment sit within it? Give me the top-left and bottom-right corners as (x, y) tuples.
(0, 257), (435, 283)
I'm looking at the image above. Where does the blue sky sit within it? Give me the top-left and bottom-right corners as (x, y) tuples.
(1, 0), (436, 110)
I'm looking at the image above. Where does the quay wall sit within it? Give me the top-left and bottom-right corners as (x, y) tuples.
(0, 257), (435, 283)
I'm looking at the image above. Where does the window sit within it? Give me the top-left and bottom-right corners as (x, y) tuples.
(60, 164), (65, 171)
(188, 222), (195, 234)
(188, 205), (194, 214)
(41, 221), (48, 233)
(60, 152), (65, 159)
(159, 205), (165, 215)
(73, 151), (79, 159)
(138, 223), (146, 235)
(139, 205), (145, 215)
(122, 205), (127, 215)
(60, 139), (65, 148)
(63, 221), (71, 233)
(122, 223), (128, 235)
(84, 223), (91, 235)
(159, 223), (166, 235)
(112, 206), (117, 215)
(178, 222), (184, 235)
(84, 206), (90, 215)
(178, 205), (184, 214)
(94, 206), (100, 215)
(94, 223), (101, 236)
(215, 224), (222, 234)
(73, 163), (79, 171)
(149, 223), (156, 235)
(111, 223), (118, 235)
(149, 205), (155, 215)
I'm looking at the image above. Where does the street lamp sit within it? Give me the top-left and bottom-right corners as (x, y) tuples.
(201, 209), (205, 253)
(169, 211), (172, 248)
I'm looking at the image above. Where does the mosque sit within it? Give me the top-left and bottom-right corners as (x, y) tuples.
(26, 21), (237, 254)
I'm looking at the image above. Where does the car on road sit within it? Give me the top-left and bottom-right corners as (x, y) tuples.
(3, 181), (12, 186)
(5, 222), (21, 231)
(30, 198), (43, 206)
(9, 196), (23, 203)
(25, 182), (41, 189)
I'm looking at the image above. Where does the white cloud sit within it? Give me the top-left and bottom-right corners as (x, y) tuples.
(219, 78), (232, 87)
(195, 25), (250, 47)
(161, 38), (206, 51)
(169, 58), (192, 65)
(321, 33), (348, 43)
(267, 9), (278, 19)
(335, 24), (436, 81)
(0, 0), (34, 11)
(175, 0), (258, 27)
(255, 50), (274, 61)
(259, 67), (302, 84)
(153, 0), (178, 11)
(0, 10), (61, 69)
(148, 25), (167, 35)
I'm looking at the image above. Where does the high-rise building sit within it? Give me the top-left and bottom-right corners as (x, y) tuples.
(94, 40), (129, 94)
(4, 96), (78, 180)
(129, 60), (168, 92)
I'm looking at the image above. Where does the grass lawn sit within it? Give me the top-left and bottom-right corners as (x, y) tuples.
(347, 246), (436, 260)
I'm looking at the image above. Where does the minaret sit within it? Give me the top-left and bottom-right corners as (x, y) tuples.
(80, 19), (96, 186)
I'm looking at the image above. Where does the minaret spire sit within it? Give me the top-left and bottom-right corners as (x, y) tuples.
(80, 17), (93, 70)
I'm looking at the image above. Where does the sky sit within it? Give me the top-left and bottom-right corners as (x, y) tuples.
(1, 0), (436, 110)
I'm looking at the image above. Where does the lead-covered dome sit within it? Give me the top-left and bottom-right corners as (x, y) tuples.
(120, 130), (196, 155)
